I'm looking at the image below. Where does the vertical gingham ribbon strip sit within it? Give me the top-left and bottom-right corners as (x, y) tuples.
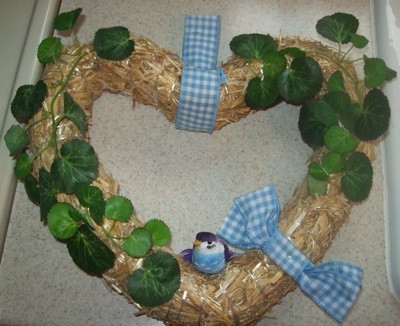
(176, 15), (226, 133)
(217, 184), (363, 323)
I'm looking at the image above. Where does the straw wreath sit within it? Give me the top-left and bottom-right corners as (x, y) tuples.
(6, 8), (393, 326)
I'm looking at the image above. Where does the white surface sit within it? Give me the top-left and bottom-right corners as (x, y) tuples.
(374, 0), (400, 303)
(0, 0), (61, 259)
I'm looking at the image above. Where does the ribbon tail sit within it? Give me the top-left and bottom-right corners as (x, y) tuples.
(298, 261), (364, 323)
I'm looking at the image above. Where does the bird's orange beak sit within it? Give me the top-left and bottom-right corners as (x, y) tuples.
(193, 239), (201, 247)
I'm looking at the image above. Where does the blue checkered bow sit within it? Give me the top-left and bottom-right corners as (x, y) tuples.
(217, 184), (363, 323)
(176, 15), (226, 133)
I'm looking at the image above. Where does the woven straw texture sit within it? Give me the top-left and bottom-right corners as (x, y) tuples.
(29, 36), (375, 325)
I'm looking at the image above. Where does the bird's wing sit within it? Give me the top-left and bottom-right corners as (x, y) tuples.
(223, 243), (238, 261)
(180, 248), (193, 262)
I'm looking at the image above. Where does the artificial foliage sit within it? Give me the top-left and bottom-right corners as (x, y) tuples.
(3, 7), (396, 324)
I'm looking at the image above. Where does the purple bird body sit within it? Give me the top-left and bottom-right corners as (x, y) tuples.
(180, 232), (236, 274)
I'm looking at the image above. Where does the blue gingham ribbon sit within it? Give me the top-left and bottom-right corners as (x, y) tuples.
(176, 15), (226, 133)
(217, 184), (363, 322)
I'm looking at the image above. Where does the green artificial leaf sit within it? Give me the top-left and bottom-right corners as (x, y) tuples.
(145, 219), (171, 247)
(350, 33), (369, 48)
(324, 125), (359, 154)
(47, 203), (79, 240)
(308, 174), (327, 196)
(278, 56), (322, 103)
(123, 228), (152, 258)
(363, 56), (388, 88)
(327, 71), (345, 92)
(75, 184), (105, 225)
(341, 151), (373, 202)
(105, 196), (133, 222)
(262, 51), (287, 78)
(316, 12), (359, 44)
(245, 77), (279, 109)
(315, 99), (339, 126)
(385, 67), (397, 81)
(51, 139), (98, 194)
(63, 92), (87, 137)
(93, 26), (135, 60)
(25, 174), (40, 205)
(53, 8), (82, 31)
(322, 151), (346, 174)
(67, 224), (115, 275)
(69, 209), (93, 228)
(127, 252), (180, 307)
(229, 33), (277, 59)
(4, 125), (28, 156)
(340, 103), (361, 134)
(298, 99), (330, 148)
(321, 90), (352, 115)
(11, 80), (47, 122)
(278, 47), (306, 58)
(39, 168), (58, 222)
(37, 37), (62, 64)
(14, 153), (32, 180)
(354, 88), (390, 141)
(309, 162), (329, 180)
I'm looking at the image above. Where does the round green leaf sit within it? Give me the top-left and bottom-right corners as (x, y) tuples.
(321, 91), (352, 115)
(229, 33), (277, 59)
(316, 12), (359, 44)
(37, 37), (62, 64)
(315, 99), (339, 126)
(324, 125), (359, 154)
(385, 67), (397, 82)
(309, 162), (329, 180)
(327, 71), (345, 92)
(11, 80), (47, 122)
(298, 99), (330, 148)
(24, 174), (40, 205)
(278, 56), (322, 103)
(63, 92), (87, 137)
(127, 252), (180, 307)
(145, 219), (171, 247)
(363, 56), (388, 88)
(14, 153), (32, 180)
(75, 184), (105, 225)
(350, 33), (369, 49)
(354, 89), (390, 141)
(341, 151), (373, 202)
(262, 52), (287, 78)
(245, 76), (279, 109)
(67, 224), (115, 275)
(278, 47), (306, 58)
(4, 125), (28, 156)
(93, 26), (135, 61)
(53, 8), (82, 31)
(39, 168), (58, 222)
(105, 196), (133, 221)
(47, 203), (79, 240)
(123, 228), (152, 258)
(51, 139), (99, 194)
(308, 174), (327, 196)
(322, 152), (346, 174)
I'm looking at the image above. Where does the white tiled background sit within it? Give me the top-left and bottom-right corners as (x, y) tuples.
(1, 1), (399, 325)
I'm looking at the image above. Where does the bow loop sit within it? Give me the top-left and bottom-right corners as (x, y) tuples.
(217, 184), (363, 322)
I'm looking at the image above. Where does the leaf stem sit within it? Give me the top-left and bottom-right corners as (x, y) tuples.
(49, 50), (86, 157)
(307, 50), (363, 103)
(341, 45), (354, 61)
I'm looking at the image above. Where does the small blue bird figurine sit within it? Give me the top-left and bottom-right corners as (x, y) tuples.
(180, 232), (236, 274)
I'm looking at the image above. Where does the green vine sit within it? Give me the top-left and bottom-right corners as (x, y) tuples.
(3, 9), (396, 309)
(231, 12), (396, 202)
(4, 8), (179, 307)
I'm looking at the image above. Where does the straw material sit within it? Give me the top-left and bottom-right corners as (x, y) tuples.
(29, 36), (376, 325)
